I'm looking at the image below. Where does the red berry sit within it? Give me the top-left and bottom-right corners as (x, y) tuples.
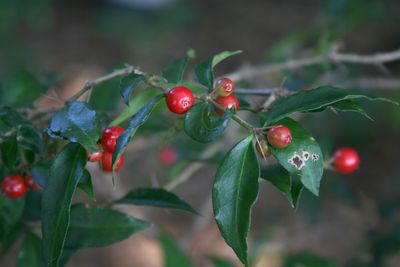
(267, 125), (292, 149)
(100, 152), (124, 172)
(1, 174), (27, 199)
(166, 86), (195, 114)
(214, 94), (239, 116)
(256, 139), (271, 158)
(158, 146), (178, 166)
(333, 147), (360, 174)
(88, 151), (103, 162)
(24, 175), (41, 190)
(101, 126), (124, 152)
(215, 78), (234, 96)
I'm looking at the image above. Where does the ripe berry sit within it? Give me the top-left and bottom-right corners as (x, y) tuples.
(267, 125), (292, 149)
(100, 152), (124, 172)
(214, 94), (239, 116)
(24, 175), (41, 190)
(333, 147), (360, 174)
(88, 151), (103, 162)
(166, 86), (195, 114)
(256, 139), (271, 158)
(215, 78), (234, 96)
(158, 146), (178, 166)
(101, 126), (124, 152)
(1, 174), (27, 199)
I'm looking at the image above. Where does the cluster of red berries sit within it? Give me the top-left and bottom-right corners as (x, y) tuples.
(1, 174), (40, 199)
(165, 77), (240, 116)
(332, 147), (360, 174)
(88, 126), (125, 172)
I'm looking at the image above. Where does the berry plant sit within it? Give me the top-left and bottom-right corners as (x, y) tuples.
(0, 48), (399, 267)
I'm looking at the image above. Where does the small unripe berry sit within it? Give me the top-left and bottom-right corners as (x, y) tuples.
(88, 151), (103, 162)
(100, 152), (124, 172)
(256, 139), (271, 159)
(333, 147), (360, 174)
(101, 126), (124, 152)
(267, 125), (292, 149)
(166, 86), (195, 114)
(214, 94), (240, 116)
(1, 174), (27, 199)
(158, 146), (178, 166)
(215, 78), (234, 96)
(24, 175), (41, 190)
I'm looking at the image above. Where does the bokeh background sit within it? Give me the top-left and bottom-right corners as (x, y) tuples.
(1, 0), (400, 266)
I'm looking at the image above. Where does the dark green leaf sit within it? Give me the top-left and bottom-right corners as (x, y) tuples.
(18, 123), (44, 154)
(161, 50), (195, 84)
(260, 165), (303, 208)
(210, 257), (236, 267)
(0, 134), (18, 166)
(195, 50), (242, 90)
(77, 170), (95, 200)
(269, 118), (323, 196)
(112, 95), (164, 173)
(17, 232), (44, 267)
(0, 105), (25, 133)
(48, 101), (101, 152)
(212, 136), (260, 266)
(184, 102), (232, 143)
(0, 71), (47, 107)
(88, 78), (120, 112)
(22, 190), (42, 221)
(263, 86), (398, 125)
(41, 143), (87, 267)
(115, 187), (197, 214)
(120, 73), (146, 106)
(64, 204), (151, 249)
(31, 159), (53, 189)
(160, 234), (194, 267)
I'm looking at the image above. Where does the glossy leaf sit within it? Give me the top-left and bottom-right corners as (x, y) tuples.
(41, 143), (87, 267)
(0, 105), (25, 132)
(263, 86), (398, 125)
(17, 232), (44, 267)
(0, 134), (18, 166)
(64, 204), (151, 249)
(0, 71), (47, 107)
(160, 234), (194, 267)
(115, 187), (197, 214)
(48, 101), (101, 152)
(120, 73), (146, 106)
(88, 78), (121, 112)
(162, 49), (195, 84)
(260, 165), (303, 208)
(112, 95), (164, 174)
(18, 123), (44, 154)
(77, 170), (95, 200)
(269, 118), (323, 196)
(195, 50), (242, 90)
(184, 102), (232, 143)
(212, 136), (260, 266)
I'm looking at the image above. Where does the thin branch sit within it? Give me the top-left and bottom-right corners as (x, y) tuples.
(226, 48), (400, 82)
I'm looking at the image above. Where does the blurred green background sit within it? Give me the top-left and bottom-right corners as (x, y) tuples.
(1, 0), (400, 266)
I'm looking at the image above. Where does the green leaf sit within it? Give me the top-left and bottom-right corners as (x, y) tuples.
(88, 78), (120, 112)
(195, 50), (242, 90)
(263, 86), (398, 125)
(120, 73), (146, 106)
(77, 170), (95, 200)
(0, 71), (48, 107)
(18, 123), (44, 154)
(0, 105), (25, 133)
(269, 118), (323, 196)
(41, 143), (87, 267)
(160, 234), (194, 267)
(260, 165), (303, 208)
(17, 232), (44, 267)
(110, 88), (163, 126)
(64, 204), (151, 249)
(22, 190), (42, 221)
(184, 102), (232, 143)
(161, 49), (195, 84)
(212, 136), (260, 266)
(112, 95), (164, 174)
(48, 101), (101, 152)
(115, 187), (197, 214)
(0, 134), (19, 166)
(210, 257), (236, 267)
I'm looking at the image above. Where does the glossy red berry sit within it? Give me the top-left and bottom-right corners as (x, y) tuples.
(101, 126), (124, 152)
(88, 151), (103, 162)
(215, 77), (234, 96)
(333, 147), (360, 174)
(267, 125), (292, 149)
(256, 139), (271, 159)
(100, 152), (124, 172)
(158, 146), (178, 166)
(214, 94), (240, 116)
(166, 86), (195, 114)
(1, 174), (27, 199)
(24, 175), (41, 190)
